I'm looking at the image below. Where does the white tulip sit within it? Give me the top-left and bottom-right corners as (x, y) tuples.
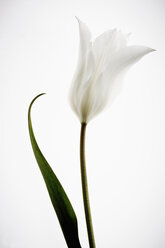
(70, 18), (155, 123)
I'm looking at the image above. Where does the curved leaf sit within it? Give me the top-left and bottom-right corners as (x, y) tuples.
(28, 93), (82, 248)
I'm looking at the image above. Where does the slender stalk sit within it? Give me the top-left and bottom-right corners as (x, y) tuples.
(80, 122), (96, 248)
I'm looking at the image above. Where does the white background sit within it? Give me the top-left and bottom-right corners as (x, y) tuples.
(0, 0), (164, 247)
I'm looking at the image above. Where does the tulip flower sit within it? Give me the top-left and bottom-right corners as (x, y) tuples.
(69, 18), (155, 248)
(70, 18), (155, 123)
(28, 18), (154, 248)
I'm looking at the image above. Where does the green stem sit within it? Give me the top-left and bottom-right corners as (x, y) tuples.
(80, 122), (96, 248)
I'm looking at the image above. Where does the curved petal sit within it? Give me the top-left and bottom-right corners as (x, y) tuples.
(70, 18), (93, 119)
(76, 17), (91, 59)
(114, 45), (155, 70)
(104, 46), (155, 84)
(101, 46), (155, 108)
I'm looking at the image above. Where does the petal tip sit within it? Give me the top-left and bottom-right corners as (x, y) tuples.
(146, 47), (157, 55)
(75, 16), (85, 27)
(75, 16), (80, 23)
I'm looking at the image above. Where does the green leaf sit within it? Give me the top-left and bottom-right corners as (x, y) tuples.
(28, 93), (82, 248)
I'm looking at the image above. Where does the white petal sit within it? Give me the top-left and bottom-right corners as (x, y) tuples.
(76, 17), (91, 59)
(102, 46), (155, 107)
(104, 46), (155, 82)
(71, 18), (92, 87)
(114, 45), (155, 70)
(92, 30), (129, 76)
(70, 18), (93, 119)
(73, 18), (92, 79)
(93, 30), (128, 59)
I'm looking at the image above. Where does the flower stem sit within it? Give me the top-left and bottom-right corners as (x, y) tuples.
(80, 122), (96, 248)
